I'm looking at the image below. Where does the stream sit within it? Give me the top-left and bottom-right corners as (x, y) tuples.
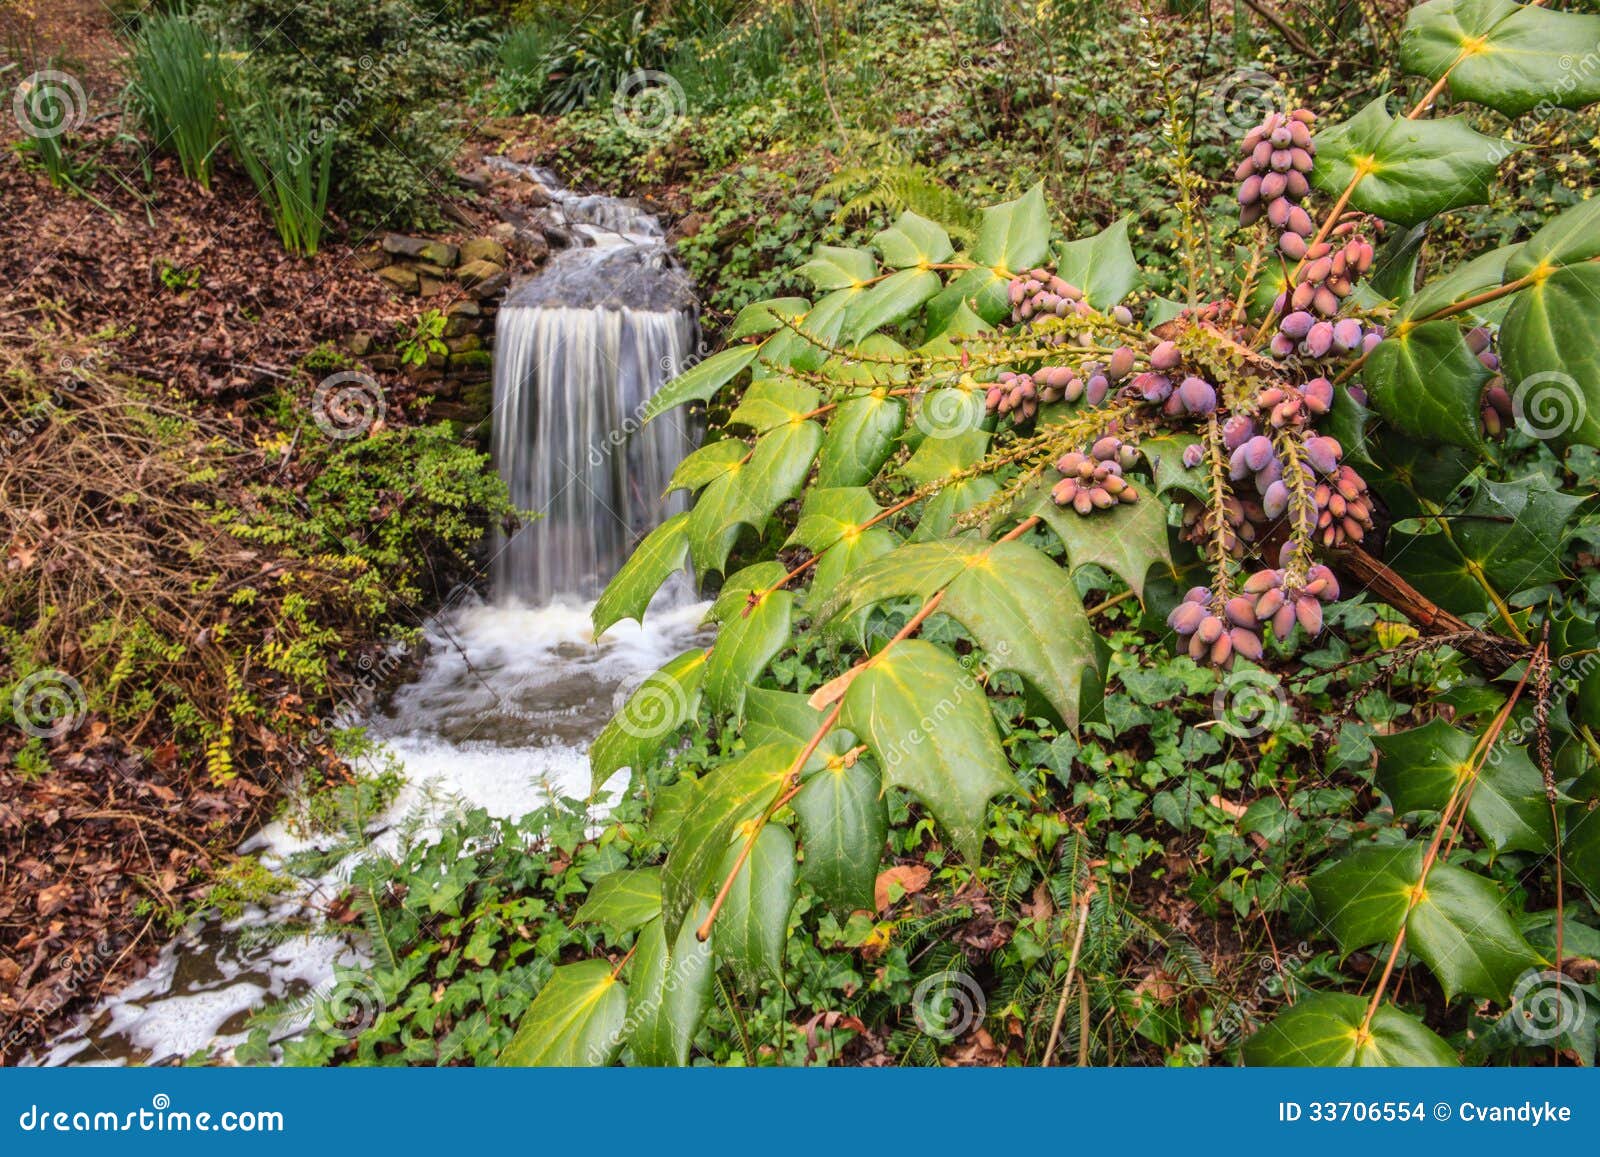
(34, 169), (705, 1066)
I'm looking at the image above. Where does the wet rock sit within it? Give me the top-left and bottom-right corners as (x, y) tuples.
(377, 265), (419, 294)
(459, 238), (508, 267)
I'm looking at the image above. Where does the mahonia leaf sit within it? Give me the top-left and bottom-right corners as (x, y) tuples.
(796, 244), (878, 291)
(497, 960), (628, 1067)
(687, 420), (822, 573)
(625, 909), (713, 1067)
(592, 513), (690, 637)
(589, 649), (706, 797)
(840, 639), (1016, 862)
(727, 378), (821, 431)
(1401, 0), (1600, 117)
(704, 562), (793, 719)
(793, 757), (888, 915)
(727, 297), (809, 340)
(848, 268), (942, 342)
(643, 344), (759, 421)
(873, 210), (955, 268)
(1243, 992), (1457, 1067)
(1363, 319), (1488, 450)
(714, 824), (796, 991)
(574, 868), (662, 934)
(1016, 475), (1174, 601)
(1500, 263), (1600, 450)
(1053, 216), (1139, 308)
(1311, 96), (1516, 226)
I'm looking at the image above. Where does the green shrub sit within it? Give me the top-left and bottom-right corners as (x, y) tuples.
(125, 10), (229, 188)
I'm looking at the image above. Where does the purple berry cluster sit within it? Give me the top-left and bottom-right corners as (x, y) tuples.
(1468, 327), (1512, 438)
(1050, 437), (1141, 516)
(1237, 110), (1316, 253)
(1132, 340), (1220, 417)
(1270, 312), (1383, 360)
(1008, 269), (1086, 324)
(1275, 225), (1376, 321)
(1169, 563), (1341, 665)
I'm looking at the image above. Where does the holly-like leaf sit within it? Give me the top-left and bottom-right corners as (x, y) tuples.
(661, 743), (794, 937)
(714, 824), (797, 990)
(727, 297), (810, 340)
(848, 268), (942, 341)
(727, 378), (821, 432)
(1311, 96), (1515, 226)
(667, 439), (748, 496)
(970, 183), (1052, 274)
(1017, 475), (1174, 600)
(643, 344), (759, 421)
(841, 639), (1016, 862)
(1398, 243), (1518, 322)
(1401, 0), (1600, 117)
(592, 513), (690, 637)
(687, 419), (822, 573)
(574, 868), (663, 933)
(590, 649), (706, 797)
(796, 244), (878, 291)
(1374, 719), (1554, 853)
(1140, 433), (1207, 500)
(1242, 992), (1457, 1067)
(1500, 263), (1600, 450)
(873, 210), (955, 268)
(1362, 319), (1489, 450)
(704, 563), (793, 719)
(497, 960), (628, 1067)
(1507, 196), (1600, 274)
(793, 757), (888, 915)
(625, 910), (714, 1067)
(1308, 843), (1421, 956)
(1053, 216), (1139, 308)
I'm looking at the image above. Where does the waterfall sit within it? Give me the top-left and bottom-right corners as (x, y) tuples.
(489, 170), (699, 605)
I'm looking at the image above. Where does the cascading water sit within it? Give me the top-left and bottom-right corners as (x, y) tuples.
(35, 167), (710, 1066)
(491, 165), (700, 602)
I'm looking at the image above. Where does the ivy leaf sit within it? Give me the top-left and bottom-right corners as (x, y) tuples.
(1500, 263), (1600, 450)
(661, 743), (794, 938)
(1311, 96), (1515, 226)
(796, 244), (878, 291)
(625, 911), (714, 1067)
(970, 183), (1052, 274)
(873, 210), (955, 268)
(841, 639), (1016, 862)
(848, 268), (942, 342)
(1401, 0), (1600, 117)
(592, 512), (690, 637)
(1017, 475), (1174, 600)
(574, 868), (662, 934)
(793, 757), (888, 915)
(704, 563), (793, 719)
(497, 960), (628, 1067)
(643, 344), (759, 421)
(1242, 992), (1457, 1067)
(1053, 216), (1139, 308)
(714, 824), (797, 990)
(1362, 319), (1489, 450)
(1374, 719), (1553, 853)
(590, 649), (706, 797)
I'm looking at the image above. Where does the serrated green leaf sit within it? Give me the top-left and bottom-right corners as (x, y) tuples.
(925, 264), (1013, 330)
(714, 824), (796, 990)
(817, 392), (905, 487)
(1140, 433), (1207, 499)
(497, 960), (628, 1067)
(1362, 320), (1488, 449)
(1308, 843), (1422, 956)
(1401, 0), (1600, 117)
(667, 438), (748, 496)
(1500, 262), (1600, 450)
(1398, 243), (1518, 322)
(625, 910), (714, 1067)
(1053, 216), (1139, 308)
(1507, 197), (1600, 276)
(873, 210), (955, 268)
(841, 639), (1016, 862)
(574, 868), (662, 933)
(1312, 96), (1515, 226)
(661, 743), (794, 938)
(1242, 992), (1457, 1067)
(728, 297), (810, 340)
(727, 378), (822, 431)
(1374, 718), (1554, 853)
(1016, 475), (1173, 600)
(593, 513), (690, 637)
(687, 420), (822, 573)
(589, 649), (706, 797)
(643, 344), (759, 421)
(970, 183), (1051, 272)
(815, 539), (983, 623)
(704, 566), (792, 721)
(796, 245), (878, 291)
(848, 268), (942, 342)
(793, 757), (888, 915)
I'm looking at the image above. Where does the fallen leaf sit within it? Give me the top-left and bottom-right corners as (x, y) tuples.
(874, 863), (931, 912)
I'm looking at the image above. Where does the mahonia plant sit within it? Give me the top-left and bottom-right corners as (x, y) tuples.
(500, 0), (1600, 1070)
